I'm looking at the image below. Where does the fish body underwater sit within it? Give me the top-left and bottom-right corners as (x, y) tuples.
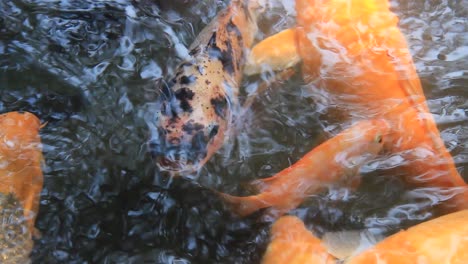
(347, 209), (468, 264)
(262, 211), (468, 264)
(150, 0), (265, 174)
(222, 119), (390, 217)
(0, 111), (44, 263)
(261, 215), (336, 264)
(230, 0), (468, 215)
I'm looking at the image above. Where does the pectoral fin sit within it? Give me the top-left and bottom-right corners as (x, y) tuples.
(244, 28), (301, 75)
(323, 230), (382, 260)
(262, 216), (337, 264)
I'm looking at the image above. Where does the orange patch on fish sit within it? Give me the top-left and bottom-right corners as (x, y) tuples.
(0, 111), (44, 233)
(348, 210), (468, 264)
(261, 215), (336, 264)
(222, 119), (390, 217)
(296, 0), (467, 212)
(262, 211), (468, 264)
(242, 0), (468, 215)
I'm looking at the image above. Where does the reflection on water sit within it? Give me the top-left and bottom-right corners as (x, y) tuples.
(0, 0), (467, 263)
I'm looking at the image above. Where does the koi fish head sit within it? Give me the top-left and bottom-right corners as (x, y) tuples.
(338, 119), (391, 170)
(149, 65), (228, 174)
(0, 111), (42, 144)
(0, 111), (43, 167)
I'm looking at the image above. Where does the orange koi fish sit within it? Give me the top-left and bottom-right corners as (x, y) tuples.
(234, 0), (468, 215)
(262, 210), (468, 264)
(261, 215), (336, 264)
(222, 119), (390, 217)
(150, 0), (265, 174)
(347, 209), (468, 264)
(0, 111), (44, 234)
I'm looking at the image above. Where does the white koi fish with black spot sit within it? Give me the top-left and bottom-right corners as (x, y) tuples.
(150, 0), (265, 173)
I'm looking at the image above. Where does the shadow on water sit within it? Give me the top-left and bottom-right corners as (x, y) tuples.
(0, 0), (467, 263)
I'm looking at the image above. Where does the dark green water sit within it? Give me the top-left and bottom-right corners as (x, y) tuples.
(0, 0), (467, 263)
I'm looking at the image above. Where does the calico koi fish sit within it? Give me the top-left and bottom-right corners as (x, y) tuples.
(150, 0), (265, 173)
(0, 111), (44, 262)
(222, 119), (390, 217)
(230, 0), (468, 215)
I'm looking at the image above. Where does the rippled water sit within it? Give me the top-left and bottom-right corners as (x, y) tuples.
(0, 0), (467, 263)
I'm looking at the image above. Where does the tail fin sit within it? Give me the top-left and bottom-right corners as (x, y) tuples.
(249, 177), (277, 192)
(219, 192), (267, 217)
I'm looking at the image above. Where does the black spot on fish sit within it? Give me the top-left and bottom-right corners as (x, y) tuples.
(189, 46), (200, 56)
(170, 109), (179, 121)
(210, 96), (228, 119)
(207, 32), (218, 49)
(191, 131), (208, 153)
(175, 88), (195, 112)
(182, 121), (205, 135)
(179, 75), (196, 85)
(175, 88), (195, 100)
(209, 125), (219, 139)
(180, 61), (194, 68)
(226, 19), (244, 70)
(208, 46), (235, 75)
(207, 35), (236, 76)
(226, 19), (242, 43)
(205, 80), (211, 85)
(175, 70), (184, 78)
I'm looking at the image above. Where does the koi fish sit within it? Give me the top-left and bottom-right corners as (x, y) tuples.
(262, 210), (468, 264)
(347, 209), (468, 264)
(236, 0), (468, 214)
(222, 119), (390, 217)
(0, 111), (44, 262)
(261, 215), (336, 264)
(150, 0), (265, 173)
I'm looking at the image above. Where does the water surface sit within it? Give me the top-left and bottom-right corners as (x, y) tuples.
(0, 0), (467, 263)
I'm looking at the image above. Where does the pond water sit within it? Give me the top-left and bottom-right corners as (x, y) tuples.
(0, 0), (467, 263)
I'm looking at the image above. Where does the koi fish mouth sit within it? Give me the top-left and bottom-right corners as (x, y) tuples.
(153, 155), (203, 174)
(154, 155), (198, 173)
(156, 156), (184, 171)
(149, 139), (208, 173)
